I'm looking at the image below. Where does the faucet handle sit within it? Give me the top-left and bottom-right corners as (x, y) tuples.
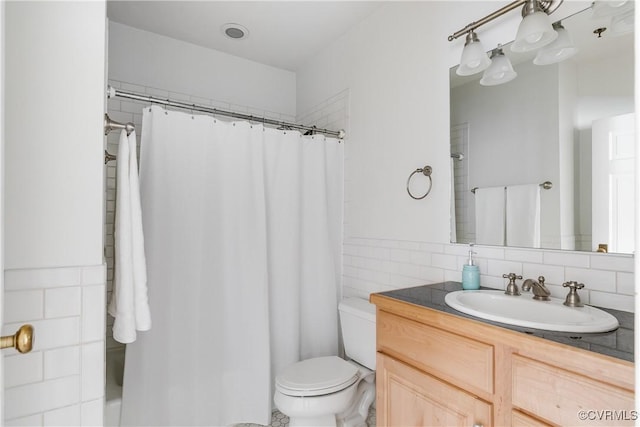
(537, 276), (546, 285)
(563, 281), (584, 290)
(503, 273), (522, 296)
(562, 281), (585, 307)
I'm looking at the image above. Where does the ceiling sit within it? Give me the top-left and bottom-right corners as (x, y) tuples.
(107, 1), (384, 71)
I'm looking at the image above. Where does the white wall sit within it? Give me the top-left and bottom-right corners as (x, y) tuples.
(297, 1), (634, 313)
(299, 2), (453, 243)
(109, 22), (296, 118)
(5, 1), (105, 270)
(4, 2), (107, 425)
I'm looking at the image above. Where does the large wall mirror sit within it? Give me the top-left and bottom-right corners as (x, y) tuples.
(450, 4), (634, 254)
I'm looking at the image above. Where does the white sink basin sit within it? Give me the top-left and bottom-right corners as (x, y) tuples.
(444, 290), (619, 333)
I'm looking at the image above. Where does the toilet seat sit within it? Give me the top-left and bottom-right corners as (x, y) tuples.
(275, 356), (360, 397)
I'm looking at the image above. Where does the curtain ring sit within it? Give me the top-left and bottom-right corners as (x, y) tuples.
(407, 165), (433, 200)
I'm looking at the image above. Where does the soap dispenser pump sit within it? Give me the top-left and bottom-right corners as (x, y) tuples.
(462, 245), (480, 290)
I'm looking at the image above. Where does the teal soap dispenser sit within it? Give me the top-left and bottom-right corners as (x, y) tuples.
(462, 245), (480, 290)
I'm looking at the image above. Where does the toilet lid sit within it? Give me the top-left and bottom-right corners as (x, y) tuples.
(275, 356), (360, 397)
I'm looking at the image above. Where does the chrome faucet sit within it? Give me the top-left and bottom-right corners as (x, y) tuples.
(503, 273), (522, 296)
(522, 276), (551, 301)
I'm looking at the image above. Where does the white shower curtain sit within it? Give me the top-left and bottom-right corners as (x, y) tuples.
(120, 106), (343, 426)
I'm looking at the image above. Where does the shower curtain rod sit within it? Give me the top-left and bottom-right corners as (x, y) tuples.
(107, 86), (346, 139)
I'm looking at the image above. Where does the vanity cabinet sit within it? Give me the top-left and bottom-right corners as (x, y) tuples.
(371, 293), (634, 427)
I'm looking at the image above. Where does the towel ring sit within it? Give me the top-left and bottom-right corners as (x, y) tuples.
(407, 165), (433, 200)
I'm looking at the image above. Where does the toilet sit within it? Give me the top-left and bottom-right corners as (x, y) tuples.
(274, 297), (376, 427)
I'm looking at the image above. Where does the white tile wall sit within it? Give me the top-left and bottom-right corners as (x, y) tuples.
(450, 123), (472, 244)
(297, 88), (349, 134)
(343, 237), (635, 312)
(44, 288), (81, 318)
(81, 342), (105, 401)
(6, 414), (43, 427)
(82, 286), (106, 343)
(81, 399), (104, 426)
(4, 352), (43, 388)
(5, 376), (80, 420)
(43, 405), (81, 427)
(3, 264), (106, 426)
(4, 291), (44, 323)
(44, 347), (80, 380)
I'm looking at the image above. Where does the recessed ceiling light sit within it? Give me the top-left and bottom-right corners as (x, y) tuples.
(222, 23), (249, 40)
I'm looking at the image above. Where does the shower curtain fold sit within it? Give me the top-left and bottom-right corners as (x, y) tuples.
(120, 106), (343, 427)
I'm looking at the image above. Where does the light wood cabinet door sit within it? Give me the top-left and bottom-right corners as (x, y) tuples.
(511, 410), (553, 426)
(512, 354), (635, 426)
(377, 311), (494, 395)
(377, 353), (492, 427)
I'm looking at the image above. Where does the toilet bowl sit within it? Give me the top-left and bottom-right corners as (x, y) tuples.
(274, 298), (376, 427)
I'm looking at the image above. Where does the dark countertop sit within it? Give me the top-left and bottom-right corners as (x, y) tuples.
(376, 281), (634, 363)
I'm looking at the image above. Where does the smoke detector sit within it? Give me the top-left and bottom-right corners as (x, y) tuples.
(222, 23), (249, 40)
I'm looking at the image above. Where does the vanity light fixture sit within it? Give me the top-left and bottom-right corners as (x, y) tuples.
(447, 0), (562, 44)
(448, 0), (583, 86)
(479, 46), (518, 86)
(533, 21), (577, 65)
(456, 30), (492, 76)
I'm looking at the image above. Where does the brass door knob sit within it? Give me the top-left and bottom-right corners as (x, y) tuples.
(0, 324), (34, 353)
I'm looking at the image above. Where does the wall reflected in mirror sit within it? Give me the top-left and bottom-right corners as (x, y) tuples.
(450, 4), (635, 254)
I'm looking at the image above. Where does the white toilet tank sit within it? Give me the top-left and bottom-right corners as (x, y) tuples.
(338, 297), (376, 370)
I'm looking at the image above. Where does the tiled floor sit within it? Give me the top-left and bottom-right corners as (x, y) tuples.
(238, 407), (376, 427)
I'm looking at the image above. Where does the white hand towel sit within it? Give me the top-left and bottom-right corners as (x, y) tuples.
(108, 130), (151, 343)
(128, 130), (151, 331)
(475, 186), (505, 245)
(506, 184), (540, 248)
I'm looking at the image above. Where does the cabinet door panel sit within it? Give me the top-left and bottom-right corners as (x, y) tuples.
(512, 410), (553, 426)
(377, 310), (494, 394)
(377, 353), (492, 427)
(512, 354), (634, 426)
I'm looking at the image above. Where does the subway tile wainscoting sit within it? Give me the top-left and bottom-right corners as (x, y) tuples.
(2, 265), (107, 426)
(343, 238), (634, 313)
